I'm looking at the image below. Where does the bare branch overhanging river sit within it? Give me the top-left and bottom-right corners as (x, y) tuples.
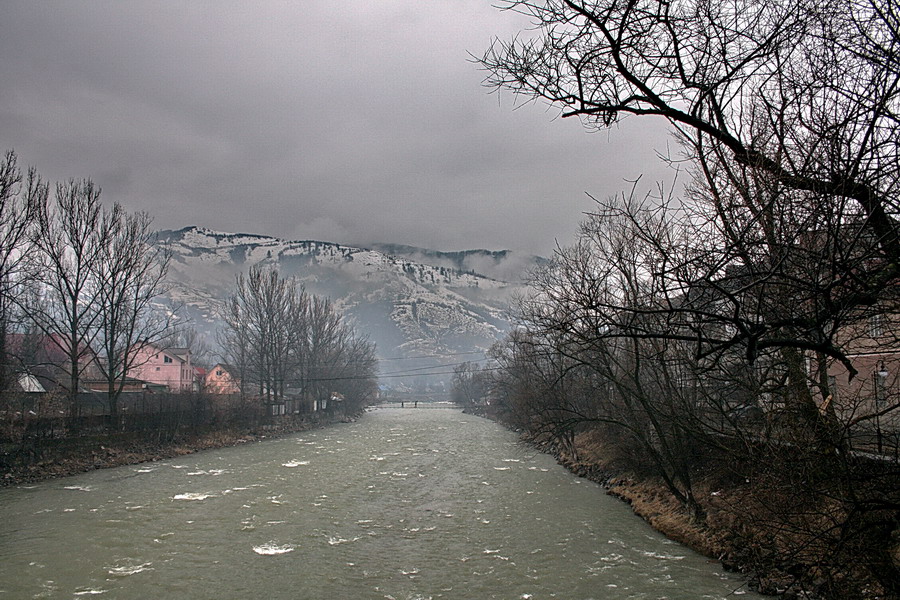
(0, 407), (763, 599)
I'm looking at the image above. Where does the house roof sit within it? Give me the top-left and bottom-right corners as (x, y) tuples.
(6, 333), (96, 367)
(169, 348), (190, 361)
(209, 363), (237, 375)
(138, 343), (191, 364)
(15, 372), (45, 393)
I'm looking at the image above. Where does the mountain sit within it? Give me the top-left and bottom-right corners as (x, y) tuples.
(154, 226), (538, 373)
(366, 243), (550, 284)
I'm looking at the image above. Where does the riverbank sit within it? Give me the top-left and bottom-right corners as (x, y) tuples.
(0, 413), (357, 487)
(463, 397), (899, 600)
(0, 404), (762, 599)
(519, 427), (829, 599)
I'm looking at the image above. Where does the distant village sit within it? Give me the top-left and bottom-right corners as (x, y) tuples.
(5, 333), (361, 427)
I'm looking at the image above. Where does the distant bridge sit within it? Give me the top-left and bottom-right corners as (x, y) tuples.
(375, 398), (458, 409)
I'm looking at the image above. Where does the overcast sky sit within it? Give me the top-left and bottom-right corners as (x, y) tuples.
(0, 1), (676, 256)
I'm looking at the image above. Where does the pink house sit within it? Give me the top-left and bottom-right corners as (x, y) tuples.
(128, 345), (195, 392)
(205, 363), (241, 395)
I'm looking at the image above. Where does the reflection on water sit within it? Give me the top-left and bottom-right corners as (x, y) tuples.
(0, 406), (761, 599)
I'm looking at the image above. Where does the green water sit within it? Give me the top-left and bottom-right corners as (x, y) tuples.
(0, 406), (761, 599)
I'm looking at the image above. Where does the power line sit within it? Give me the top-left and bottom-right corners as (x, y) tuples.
(305, 365), (505, 382)
(291, 355), (491, 376)
(376, 350), (487, 361)
(378, 358), (493, 377)
(252, 350), (488, 372)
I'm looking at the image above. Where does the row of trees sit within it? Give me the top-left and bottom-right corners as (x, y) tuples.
(0, 150), (379, 429)
(219, 264), (378, 416)
(0, 150), (171, 424)
(471, 0), (900, 597)
(482, 0), (900, 415)
(458, 198), (900, 596)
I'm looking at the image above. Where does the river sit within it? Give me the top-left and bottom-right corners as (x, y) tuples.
(0, 406), (761, 599)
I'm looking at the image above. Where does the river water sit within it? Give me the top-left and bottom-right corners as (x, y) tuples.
(0, 406), (761, 599)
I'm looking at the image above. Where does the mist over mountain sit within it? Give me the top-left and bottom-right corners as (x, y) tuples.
(155, 226), (539, 375)
(366, 243), (550, 284)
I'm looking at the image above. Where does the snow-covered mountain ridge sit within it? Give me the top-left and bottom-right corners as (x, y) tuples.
(154, 226), (537, 366)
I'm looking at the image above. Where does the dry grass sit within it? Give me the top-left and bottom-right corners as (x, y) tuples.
(607, 477), (724, 557)
(557, 425), (899, 599)
(567, 428), (724, 558)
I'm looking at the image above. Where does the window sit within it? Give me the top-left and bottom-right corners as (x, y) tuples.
(870, 314), (885, 338)
(875, 362), (889, 406)
(164, 355), (173, 363)
(216, 370), (223, 376)
(156, 367), (160, 371)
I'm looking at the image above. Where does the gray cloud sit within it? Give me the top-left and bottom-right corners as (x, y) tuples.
(0, 1), (675, 256)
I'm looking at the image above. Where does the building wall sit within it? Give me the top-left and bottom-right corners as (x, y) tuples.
(827, 311), (900, 429)
(205, 365), (240, 395)
(129, 346), (193, 392)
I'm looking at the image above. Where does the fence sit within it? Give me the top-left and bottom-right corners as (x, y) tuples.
(0, 390), (274, 446)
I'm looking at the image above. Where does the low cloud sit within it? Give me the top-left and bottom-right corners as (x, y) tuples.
(0, 1), (675, 256)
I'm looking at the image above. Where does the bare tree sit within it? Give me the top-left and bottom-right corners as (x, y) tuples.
(29, 179), (112, 425)
(92, 208), (172, 423)
(219, 266), (378, 415)
(219, 294), (252, 402)
(221, 266), (314, 412)
(333, 334), (379, 414)
(507, 209), (718, 520)
(481, 3), (900, 592)
(494, 199), (900, 594)
(169, 326), (214, 369)
(481, 0), (900, 370)
(228, 266), (294, 411)
(304, 295), (345, 410)
(451, 361), (492, 410)
(0, 150), (43, 393)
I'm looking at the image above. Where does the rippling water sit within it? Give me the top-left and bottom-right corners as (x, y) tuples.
(0, 406), (761, 599)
